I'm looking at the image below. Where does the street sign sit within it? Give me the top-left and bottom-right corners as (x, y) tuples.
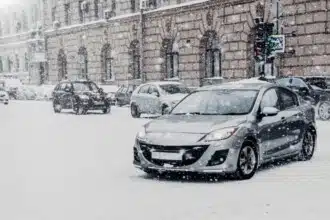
(267, 35), (285, 54)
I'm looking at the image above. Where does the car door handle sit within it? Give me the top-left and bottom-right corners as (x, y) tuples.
(281, 116), (286, 120)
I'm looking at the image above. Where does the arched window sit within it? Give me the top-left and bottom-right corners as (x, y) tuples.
(7, 57), (12, 72)
(15, 54), (19, 72)
(57, 49), (67, 81)
(94, 0), (99, 18)
(162, 39), (179, 79)
(129, 40), (140, 79)
(22, 11), (28, 31)
(101, 44), (113, 80)
(24, 53), (29, 72)
(200, 31), (222, 79)
(78, 47), (88, 78)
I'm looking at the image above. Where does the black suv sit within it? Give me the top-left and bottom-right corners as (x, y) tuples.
(52, 80), (111, 114)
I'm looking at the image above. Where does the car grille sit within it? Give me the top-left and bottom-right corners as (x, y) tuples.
(139, 141), (209, 167)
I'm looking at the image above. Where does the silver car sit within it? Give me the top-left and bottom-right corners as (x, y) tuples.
(130, 82), (190, 118)
(133, 82), (317, 180)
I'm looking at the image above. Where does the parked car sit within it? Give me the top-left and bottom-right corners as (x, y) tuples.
(114, 84), (137, 106)
(275, 76), (330, 120)
(133, 81), (317, 180)
(130, 81), (190, 117)
(52, 80), (111, 115)
(0, 87), (9, 105)
(0, 78), (22, 100)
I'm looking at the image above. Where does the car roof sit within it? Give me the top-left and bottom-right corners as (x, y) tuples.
(143, 81), (182, 86)
(197, 78), (273, 91)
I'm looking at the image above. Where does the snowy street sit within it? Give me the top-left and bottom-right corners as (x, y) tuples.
(1, 101), (330, 220)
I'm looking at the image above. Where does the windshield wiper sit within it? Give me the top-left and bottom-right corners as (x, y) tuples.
(172, 112), (202, 115)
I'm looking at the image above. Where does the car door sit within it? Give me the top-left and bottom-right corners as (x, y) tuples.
(61, 82), (74, 108)
(147, 85), (162, 114)
(136, 85), (150, 113)
(257, 88), (287, 160)
(275, 87), (304, 156)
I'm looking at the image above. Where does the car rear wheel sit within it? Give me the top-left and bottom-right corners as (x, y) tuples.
(234, 144), (258, 180)
(103, 106), (111, 114)
(53, 102), (62, 113)
(318, 101), (330, 120)
(299, 130), (315, 161)
(131, 104), (140, 118)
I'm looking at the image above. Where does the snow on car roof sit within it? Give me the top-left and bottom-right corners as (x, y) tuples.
(147, 81), (182, 85)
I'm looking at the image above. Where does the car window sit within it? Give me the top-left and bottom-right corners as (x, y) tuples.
(138, 85), (150, 94)
(260, 88), (280, 110)
(73, 83), (90, 91)
(148, 85), (159, 95)
(127, 85), (134, 93)
(278, 88), (298, 110)
(59, 83), (70, 91)
(90, 83), (99, 92)
(117, 86), (123, 93)
(159, 84), (189, 94)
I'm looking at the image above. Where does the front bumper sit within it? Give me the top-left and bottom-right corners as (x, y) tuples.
(133, 136), (243, 174)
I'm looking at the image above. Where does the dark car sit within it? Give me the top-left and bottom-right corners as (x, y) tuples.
(275, 76), (330, 120)
(52, 80), (111, 115)
(114, 84), (137, 106)
(133, 82), (316, 180)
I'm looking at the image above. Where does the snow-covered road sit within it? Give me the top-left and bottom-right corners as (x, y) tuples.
(1, 101), (329, 220)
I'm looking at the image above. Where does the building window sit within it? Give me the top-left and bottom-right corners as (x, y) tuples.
(200, 31), (221, 79)
(24, 53), (29, 71)
(7, 57), (12, 72)
(94, 0), (99, 18)
(22, 11), (28, 31)
(78, 47), (88, 78)
(129, 40), (141, 79)
(0, 21), (2, 36)
(149, 0), (157, 9)
(64, 4), (70, 25)
(162, 39), (179, 79)
(15, 54), (19, 72)
(101, 44), (114, 81)
(130, 0), (136, 13)
(51, 7), (56, 22)
(79, 1), (84, 23)
(0, 57), (3, 73)
(58, 49), (67, 81)
(111, 0), (116, 11)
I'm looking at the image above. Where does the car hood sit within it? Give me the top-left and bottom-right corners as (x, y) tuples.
(0, 91), (8, 96)
(143, 115), (247, 145)
(75, 91), (103, 99)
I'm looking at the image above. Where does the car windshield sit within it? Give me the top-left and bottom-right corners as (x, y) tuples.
(171, 89), (258, 115)
(73, 82), (99, 92)
(276, 78), (312, 89)
(159, 84), (189, 94)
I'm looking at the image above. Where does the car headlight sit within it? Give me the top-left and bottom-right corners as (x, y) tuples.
(203, 127), (238, 142)
(79, 95), (89, 100)
(136, 127), (146, 139)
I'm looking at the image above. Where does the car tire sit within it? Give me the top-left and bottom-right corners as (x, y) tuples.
(53, 101), (62, 113)
(317, 101), (330, 120)
(131, 104), (141, 118)
(161, 105), (168, 115)
(74, 105), (86, 115)
(103, 106), (111, 114)
(298, 129), (316, 161)
(234, 143), (258, 180)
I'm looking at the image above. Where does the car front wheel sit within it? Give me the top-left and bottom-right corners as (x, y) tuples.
(131, 104), (141, 118)
(103, 106), (111, 114)
(53, 102), (62, 113)
(74, 105), (87, 115)
(234, 144), (258, 180)
(299, 129), (316, 161)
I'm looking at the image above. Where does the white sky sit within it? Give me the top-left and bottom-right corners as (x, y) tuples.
(0, 0), (22, 7)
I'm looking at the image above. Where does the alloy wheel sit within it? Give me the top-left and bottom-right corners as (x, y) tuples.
(300, 130), (315, 161)
(318, 101), (330, 120)
(238, 146), (257, 176)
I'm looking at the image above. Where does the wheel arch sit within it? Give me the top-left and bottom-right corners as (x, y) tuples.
(242, 135), (260, 165)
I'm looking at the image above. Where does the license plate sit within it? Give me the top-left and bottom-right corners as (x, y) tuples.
(151, 152), (182, 161)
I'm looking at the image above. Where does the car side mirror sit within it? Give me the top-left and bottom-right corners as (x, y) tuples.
(151, 92), (160, 97)
(299, 87), (309, 96)
(261, 107), (280, 117)
(163, 106), (172, 114)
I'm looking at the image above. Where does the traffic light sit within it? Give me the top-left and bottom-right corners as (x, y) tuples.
(254, 22), (275, 62)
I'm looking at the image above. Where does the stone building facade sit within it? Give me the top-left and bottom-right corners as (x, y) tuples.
(0, 0), (47, 84)
(3, 0), (328, 86)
